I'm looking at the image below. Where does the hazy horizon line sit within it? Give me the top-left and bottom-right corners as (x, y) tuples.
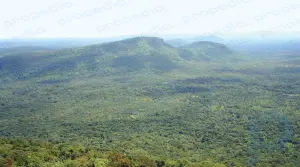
(2, 31), (300, 40)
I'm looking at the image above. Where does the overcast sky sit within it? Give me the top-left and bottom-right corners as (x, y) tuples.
(1, 0), (300, 38)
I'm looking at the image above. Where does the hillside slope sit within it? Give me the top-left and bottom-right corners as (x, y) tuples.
(0, 37), (184, 80)
(179, 41), (236, 61)
(0, 37), (244, 82)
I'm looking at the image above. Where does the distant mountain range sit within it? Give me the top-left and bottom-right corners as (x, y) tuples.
(0, 37), (244, 81)
(2, 32), (299, 48)
(2, 33), (299, 82)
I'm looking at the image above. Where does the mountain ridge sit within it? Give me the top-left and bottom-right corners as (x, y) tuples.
(0, 36), (243, 81)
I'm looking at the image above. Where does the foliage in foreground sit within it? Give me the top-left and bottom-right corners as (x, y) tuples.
(0, 138), (228, 167)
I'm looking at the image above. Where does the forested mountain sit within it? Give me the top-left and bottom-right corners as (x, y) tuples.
(1, 36), (300, 167)
(179, 41), (236, 61)
(0, 37), (245, 82)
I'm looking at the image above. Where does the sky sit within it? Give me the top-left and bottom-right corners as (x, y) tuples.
(1, 0), (300, 39)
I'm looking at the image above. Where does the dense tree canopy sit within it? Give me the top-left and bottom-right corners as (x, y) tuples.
(1, 37), (300, 166)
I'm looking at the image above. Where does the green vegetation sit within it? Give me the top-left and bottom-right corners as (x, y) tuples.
(1, 37), (300, 166)
(0, 137), (233, 166)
